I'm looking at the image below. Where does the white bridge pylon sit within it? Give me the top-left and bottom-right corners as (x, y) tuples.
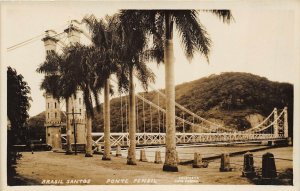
(39, 20), (289, 147)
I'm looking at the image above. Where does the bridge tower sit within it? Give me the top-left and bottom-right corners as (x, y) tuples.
(284, 107), (288, 138)
(273, 108), (279, 138)
(42, 30), (62, 151)
(64, 20), (87, 145)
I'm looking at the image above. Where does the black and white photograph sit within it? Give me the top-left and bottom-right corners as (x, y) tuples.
(1, 1), (299, 191)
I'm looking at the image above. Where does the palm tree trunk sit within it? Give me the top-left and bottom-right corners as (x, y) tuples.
(85, 115), (93, 157)
(163, 12), (178, 172)
(127, 68), (137, 165)
(66, 97), (73, 154)
(102, 78), (111, 160)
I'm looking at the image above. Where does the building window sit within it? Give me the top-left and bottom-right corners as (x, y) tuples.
(55, 102), (57, 108)
(55, 112), (57, 118)
(79, 109), (81, 115)
(79, 98), (81, 105)
(47, 112), (49, 119)
(48, 103), (49, 109)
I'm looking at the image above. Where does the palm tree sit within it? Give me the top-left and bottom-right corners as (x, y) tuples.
(115, 13), (156, 165)
(37, 51), (73, 154)
(37, 44), (104, 157)
(85, 13), (156, 164)
(120, 10), (233, 171)
(83, 15), (121, 160)
(61, 44), (106, 157)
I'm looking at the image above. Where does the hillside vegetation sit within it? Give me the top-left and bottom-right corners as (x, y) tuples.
(28, 72), (293, 140)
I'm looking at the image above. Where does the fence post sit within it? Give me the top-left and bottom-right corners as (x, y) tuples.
(242, 152), (256, 177)
(193, 152), (208, 168)
(154, 151), (162, 164)
(140, 149), (148, 162)
(116, 145), (122, 157)
(220, 153), (232, 172)
(262, 152), (277, 180)
(176, 151), (180, 164)
(96, 144), (102, 153)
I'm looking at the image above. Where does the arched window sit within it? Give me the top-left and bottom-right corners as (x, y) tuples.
(55, 102), (57, 108)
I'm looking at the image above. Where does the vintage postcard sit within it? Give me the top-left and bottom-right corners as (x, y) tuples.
(1, 1), (300, 191)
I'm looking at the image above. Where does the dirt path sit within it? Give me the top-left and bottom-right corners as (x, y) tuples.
(14, 146), (292, 185)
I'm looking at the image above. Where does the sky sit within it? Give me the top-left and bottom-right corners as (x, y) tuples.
(1, 1), (299, 117)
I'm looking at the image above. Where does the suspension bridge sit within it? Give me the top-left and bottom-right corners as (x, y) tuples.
(7, 20), (291, 149)
(61, 97), (289, 147)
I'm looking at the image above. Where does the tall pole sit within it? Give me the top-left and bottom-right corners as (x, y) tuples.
(66, 98), (72, 154)
(182, 113), (185, 133)
(158, 94), (160, 133)
(284, 107), (288, 138)
(121, 94), (123, 133)
(66, 110), (81, 155)
(273, 108), (279, 138)
(72, 111), (77, 155)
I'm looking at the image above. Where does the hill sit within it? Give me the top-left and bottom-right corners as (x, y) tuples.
(27, 72), (293, 139)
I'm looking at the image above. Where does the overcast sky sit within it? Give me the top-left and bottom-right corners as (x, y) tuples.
(2, 1), (299, 117)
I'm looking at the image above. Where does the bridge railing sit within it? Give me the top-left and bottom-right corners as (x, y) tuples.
(61, 132), (282, 147)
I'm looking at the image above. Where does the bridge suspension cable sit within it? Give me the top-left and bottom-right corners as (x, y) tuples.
(7, 22), (69, 52)
(248, 109), (285, 133)
(144, 81), (234, 132)
(79, 22), (232, 133)
(245, 109), (276, 133)
(7, 33), (45, 52)
(51, 21), (285, 136)
(110, 77), (212, 133)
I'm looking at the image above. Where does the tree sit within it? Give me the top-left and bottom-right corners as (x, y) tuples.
(120, 10), (233, 171)
(7, 67), (31, 184)
(37, 44), (104, 157)
(117, 13), (156, 165)
(7, 67), (31, 141)
(84, 14), (156, 164)
(37, 51), (73, 154)
(83, 14), (121, 160)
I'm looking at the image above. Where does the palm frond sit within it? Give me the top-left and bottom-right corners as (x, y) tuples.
(203, 10), (234, 24)
(40, 74), (62, 99)
(173, 10), (211, 62)
(134, 61), (155, 91)
(36, 51), (63, 75)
